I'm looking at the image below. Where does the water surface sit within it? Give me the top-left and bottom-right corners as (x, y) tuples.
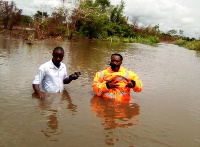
(0, 35), (200, 147)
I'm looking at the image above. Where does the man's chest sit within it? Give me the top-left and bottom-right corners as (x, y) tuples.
(103, 72), (126, 80)
(45, 68), (65, 79)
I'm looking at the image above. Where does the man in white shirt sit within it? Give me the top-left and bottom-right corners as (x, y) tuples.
(33, 47), (79, 98)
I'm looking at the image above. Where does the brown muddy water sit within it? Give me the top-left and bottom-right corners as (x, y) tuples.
(0, 35), (200, 147)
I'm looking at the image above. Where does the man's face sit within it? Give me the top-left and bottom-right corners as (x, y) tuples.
(110, 55), (122, 71)
(52, 50), (64, 64)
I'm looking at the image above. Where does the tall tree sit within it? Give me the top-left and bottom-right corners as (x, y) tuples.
(110, 0), (125, 24)
(179, 30), (184, 36)
(47, 8), (67, 36)
(0, 1), (22, 30)
(95, 0), (110, 12)
(20, 15), (32, 26)
(167, 29), (177, 36)
(74, 0), (110, 39)
(60, 0), (80, 40)
(33, 10), (48, 22)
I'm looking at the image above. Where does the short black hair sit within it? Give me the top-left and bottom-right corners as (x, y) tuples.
(53, 47), (64, 54)
(111, 53), (123, 61)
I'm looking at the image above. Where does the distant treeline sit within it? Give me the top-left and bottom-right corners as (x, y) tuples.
(0, 0), (199, 49)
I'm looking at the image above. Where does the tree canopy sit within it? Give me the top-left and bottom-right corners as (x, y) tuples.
(0, 1), (22, 30)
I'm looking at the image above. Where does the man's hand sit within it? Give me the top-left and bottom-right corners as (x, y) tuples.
(32, 84), (45, 99)
(69, 72), (80, 80)
(37, 91), (45, 99)
(64, 72), (81, 84)
(106, 80), (119, 89)
(126, 80), (135, 88)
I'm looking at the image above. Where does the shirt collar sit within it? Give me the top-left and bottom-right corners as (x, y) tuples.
(107, 66), (125, 72)
(50, 60), (64, 70)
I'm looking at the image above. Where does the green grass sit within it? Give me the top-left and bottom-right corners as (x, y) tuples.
(174, 39), (200, 51)
(106, 35), (159, 46)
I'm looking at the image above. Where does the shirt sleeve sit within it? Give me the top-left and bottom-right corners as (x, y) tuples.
(32, 66), (45, 85)
(63, 65), (68, 79)
(129, 71), (143, 92)
(92, 71), (109, 96)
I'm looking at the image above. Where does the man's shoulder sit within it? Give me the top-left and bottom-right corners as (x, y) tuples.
(99, 67), (109, 73)
(39, 60), (52, 69)
(120, 66), (132, 72)
(60, 62), (66, 69)
(126, 69), (138, 76)
(120, 66), (137, 74)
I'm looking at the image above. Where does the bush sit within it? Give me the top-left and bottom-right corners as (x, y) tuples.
(134, 36), (159, 45)
(174, 39), (187, 46)
(175, 39), (200, 51)
(56, 26), (68, 36)
(105, 35), (159, 45)
(106, 36), (121, 42)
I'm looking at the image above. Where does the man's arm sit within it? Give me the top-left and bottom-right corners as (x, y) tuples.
(32, 66), (45, 98)
(92, 72), (109, 96)
(128, 72), (143, 92)
(63, 72), (80, 84)
(132, 77), (143, 92)
(63, 77), (73, 84)
(32, 84), (45, 99)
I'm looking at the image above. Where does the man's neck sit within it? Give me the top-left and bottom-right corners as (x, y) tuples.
(52, 59), (60, 68)
(111, 66), (120, 72)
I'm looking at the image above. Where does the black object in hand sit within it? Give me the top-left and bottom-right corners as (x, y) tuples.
(75, 72), (81, 76)
(69, 72), (81, 80)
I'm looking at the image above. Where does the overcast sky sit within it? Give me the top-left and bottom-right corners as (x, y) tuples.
(8, 0), (200, 38)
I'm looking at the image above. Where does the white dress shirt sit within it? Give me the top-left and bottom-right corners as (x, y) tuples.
(33, 60), (68, 93)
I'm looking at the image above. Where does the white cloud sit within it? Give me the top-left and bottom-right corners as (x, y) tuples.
(111, 0), (200, 38)
(32, 0), (60, 7)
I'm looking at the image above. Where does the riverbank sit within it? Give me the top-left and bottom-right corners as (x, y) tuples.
(174, 39), (200, 51)
(0, 28), (160, 46)
(0, 28), (199, 51)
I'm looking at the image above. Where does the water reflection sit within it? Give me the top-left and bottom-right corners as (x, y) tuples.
(1, 34), (200, 146)
(41, 110), (61, 141)
(90, 95), (140, 145)
(32, 90), (77, 141)
(91, 96), (140, 129)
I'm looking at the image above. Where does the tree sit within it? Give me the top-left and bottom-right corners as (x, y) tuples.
(167, 29), (177, 36)
(73, 0), (113, 38)
(95, 0), (110, 12)
(131, 16), (139, 29)
(60, 0), (80, 40)
(33, 10), (48, 22)
(110, 1), (126, 24)
(20, 15), (32, 26)
(73, 0), (134, 39)
(179, 30), (184, 36)
(0, 1), (22, 30)
(0, 0), (3, 27)
(57, 0), (133, 39)
(47, 8), (67, 36)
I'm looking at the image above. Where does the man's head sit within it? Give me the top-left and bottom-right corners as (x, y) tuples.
(52, 47), (64, 66)
(110, 53), (123, 72)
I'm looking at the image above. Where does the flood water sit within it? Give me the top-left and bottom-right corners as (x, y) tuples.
(0, 34), (200, 147)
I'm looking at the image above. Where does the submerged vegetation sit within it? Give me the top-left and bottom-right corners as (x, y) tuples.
(0, 0), (199, 49)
